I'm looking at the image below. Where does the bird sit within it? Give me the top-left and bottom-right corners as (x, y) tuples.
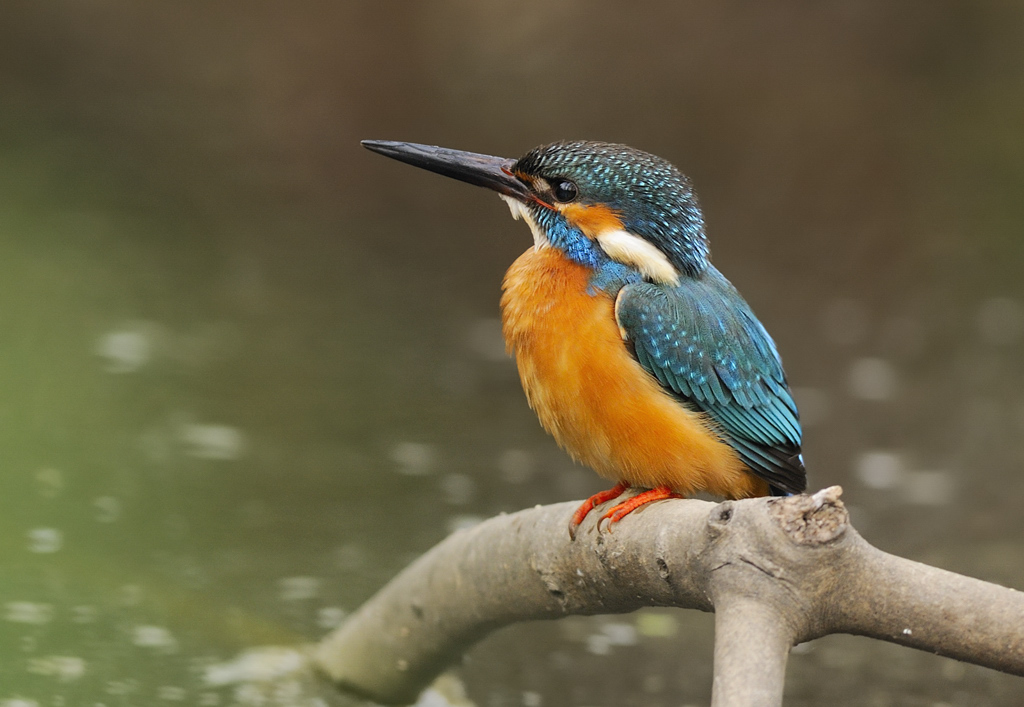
(361, 139), (806, 539)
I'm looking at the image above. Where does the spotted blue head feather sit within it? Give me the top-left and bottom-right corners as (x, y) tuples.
(513, 141), (710, 277)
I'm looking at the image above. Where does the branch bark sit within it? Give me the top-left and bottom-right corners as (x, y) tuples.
(312, 487), (1024, 706)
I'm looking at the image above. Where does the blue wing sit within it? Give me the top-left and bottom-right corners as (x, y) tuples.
(614, 266), (806, 494)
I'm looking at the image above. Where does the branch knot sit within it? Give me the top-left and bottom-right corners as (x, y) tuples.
(768, 486), (848, 545)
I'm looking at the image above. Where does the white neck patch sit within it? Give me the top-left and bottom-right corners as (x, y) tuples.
(596, 228), (680, 286)
(499, 195), (680, 286)
(499, 195), (549, 249)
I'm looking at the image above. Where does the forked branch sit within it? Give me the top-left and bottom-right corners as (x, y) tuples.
(312, 487), (1024, 706)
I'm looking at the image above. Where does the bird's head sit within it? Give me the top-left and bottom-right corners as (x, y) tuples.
(362, 140), (710, 286)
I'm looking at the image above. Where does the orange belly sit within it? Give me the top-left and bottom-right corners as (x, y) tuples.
(501, 246), (768, 499)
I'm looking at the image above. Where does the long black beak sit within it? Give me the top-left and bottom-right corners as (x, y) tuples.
(361, 140), (535, 203)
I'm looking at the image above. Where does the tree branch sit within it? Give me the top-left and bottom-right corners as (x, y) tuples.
(312, 487), (1024, 706)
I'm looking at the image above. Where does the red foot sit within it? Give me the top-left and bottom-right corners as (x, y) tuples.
(568, 482), (629, 540)
(600, 486), (683, 532)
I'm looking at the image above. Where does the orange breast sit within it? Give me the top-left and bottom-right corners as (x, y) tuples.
(501, 246), (767, 499)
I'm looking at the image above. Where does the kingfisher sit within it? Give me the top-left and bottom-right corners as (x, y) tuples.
(362, 139), (806, 538)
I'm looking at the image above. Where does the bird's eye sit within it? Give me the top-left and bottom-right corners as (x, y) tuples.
(551, 180), (578, 203)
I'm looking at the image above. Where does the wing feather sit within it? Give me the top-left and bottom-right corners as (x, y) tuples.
(615, 266), (806, 494)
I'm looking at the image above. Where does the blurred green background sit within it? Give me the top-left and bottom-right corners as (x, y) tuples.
(2, 1), (1024, 705)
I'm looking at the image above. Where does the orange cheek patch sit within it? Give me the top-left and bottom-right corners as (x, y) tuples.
(559, 203), (624, 238)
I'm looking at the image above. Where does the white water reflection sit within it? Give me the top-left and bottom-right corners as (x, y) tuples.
(93, 496), (121, 522)
(856, 451), (955, 506)
(0, 699), (41, 707)
(634, 612), (679, 638)
(25, 656), (86, 682)
(412, 674), (474, 707)
(26, 528), (62, 554)
(96, 325), (155, 373)
(856, 451), (905, 490)
(4, 602), (53, 625)
(315, 606), (346, 630)
(131, 625), (178, 653)
(440, 473), (475, 505)
(446, 515), (484, 534)
(180, 424), (246, 460)
(581, 619), (644, 656)
(203, 648), (308, 687)
(71, 605), (97, 624)
(848, 357), (898, 401)
(391, 441), (437, 476)
(498, 449), (535, 484)
(156, 685), (187, 701)
(522, 691), (543, 707)
(278, 576), (321, 602)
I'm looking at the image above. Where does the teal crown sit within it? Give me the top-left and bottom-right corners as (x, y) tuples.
(514, 141), (710, 277)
